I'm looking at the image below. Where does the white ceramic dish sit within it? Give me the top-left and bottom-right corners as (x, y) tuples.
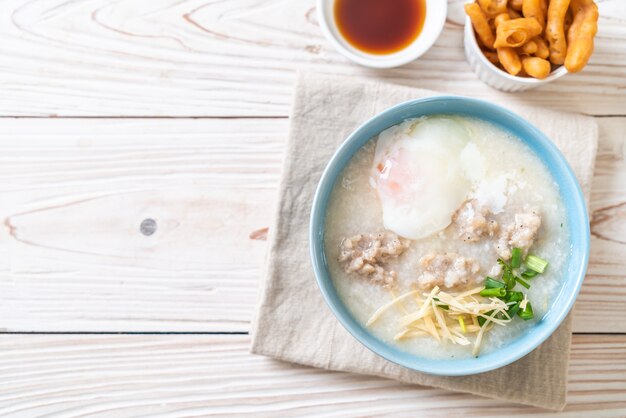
(317, 0), (447, 68)
(464, 16), (568, 92)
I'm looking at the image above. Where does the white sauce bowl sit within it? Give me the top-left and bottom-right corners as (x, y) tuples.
(317, 0), (447, 68)
(464, 16), (568, 92)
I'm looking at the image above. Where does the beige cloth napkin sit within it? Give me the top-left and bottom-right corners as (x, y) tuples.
(251, 72), (598, 410)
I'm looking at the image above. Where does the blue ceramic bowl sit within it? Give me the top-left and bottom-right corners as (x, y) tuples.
(309, 96), (589, 376)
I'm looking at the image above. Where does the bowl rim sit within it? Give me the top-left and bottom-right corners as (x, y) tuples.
(464, 16), (568, 84)
(309, 96), (589, 376)
(316, 0), (447, 69)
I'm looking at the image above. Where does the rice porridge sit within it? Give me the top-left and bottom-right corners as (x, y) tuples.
(324, 115), (569, 359)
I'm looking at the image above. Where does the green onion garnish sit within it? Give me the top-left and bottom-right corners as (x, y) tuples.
(504, 271), (516, 290)
(521, 269), (538, 279)
(478, 311), (506, 327)
(482, 254), (546, 325)
(505, 291), (524, 302)
(480, 287), (507, 298)
(432, 297), (449, 310)
(526, 255), (548, 273)
(485, 277), (506, 289)
(511, 247), (522, 269)
(507, 302), (521, 318)
(498, 258), (517, 290)
(519, 302), (534, 321)
(478, 310), (494, 327)
(514, 275), (531, 289)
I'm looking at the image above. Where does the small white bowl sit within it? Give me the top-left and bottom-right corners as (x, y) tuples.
(464, 16), (568, 92)
(317, 0), (447, 69)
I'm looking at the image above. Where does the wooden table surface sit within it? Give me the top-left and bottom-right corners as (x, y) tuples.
(0, 0), (624, 416)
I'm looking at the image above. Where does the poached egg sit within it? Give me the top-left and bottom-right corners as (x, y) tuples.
(370, 117), (475, 240)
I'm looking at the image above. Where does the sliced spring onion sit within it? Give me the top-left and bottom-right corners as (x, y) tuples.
(478, 310), (494, 327)
(511, 247), (522, 269)
(485, 277), (505, 289)
(514, 276), (531, 289)
(480, 288), (507, 298)
(519, 301), (534, 320)
(507, 302), (521, 318)
(526, 255), (549, 273)
(497, 259), (517, 290)
(497, 258), (509, 269)
(521, 269), (538, 279)
(504, 271), (516, 290)
(432, 297), (449, 310)
(505, 291), (524, 302)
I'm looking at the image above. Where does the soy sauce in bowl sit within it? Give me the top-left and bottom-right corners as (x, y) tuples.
(334, 0), (426, 55)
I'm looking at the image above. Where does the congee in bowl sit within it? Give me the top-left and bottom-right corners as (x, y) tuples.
(323, 114), (570, 359)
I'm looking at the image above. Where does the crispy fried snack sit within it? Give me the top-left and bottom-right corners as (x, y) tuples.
(521, 39), (538, 54)
(510, 0), (524, 11)
(532, 36), (550, 59)
(466, 3), (496, 49)
(522, 56), (552, 78)
(565, 0), (599, 72)
(483, 49), (500, 64)
(497, 47), (523, 75)
(494, 12), (511, 28)
(508, 7), (523, 18)
(494, 18), (543, 48)
(564, 8), (574, 33)
(546, 0), (571, 64)
(523, 0), (546, 31)
(466, 0), (598, 78)
(478, 0), (508, 16)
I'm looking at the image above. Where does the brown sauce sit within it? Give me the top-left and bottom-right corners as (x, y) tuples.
(334, 0), (426, 55)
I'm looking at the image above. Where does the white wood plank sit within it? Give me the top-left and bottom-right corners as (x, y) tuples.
(0, 0), (624, 117)
(581, 118), (626, 332)
(0, 117), (623, 332)
(0, 334), (623, 417)
(0, 118), (287, 332)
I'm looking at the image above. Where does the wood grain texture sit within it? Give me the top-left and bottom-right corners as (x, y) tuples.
(0, 0), (624, 414)
(0, 0), (624, 117)
(0, 334), (623, 417)
(0, 117), (623, 332)
(584, 118), (626, 332)
(0, 118), (287, 332)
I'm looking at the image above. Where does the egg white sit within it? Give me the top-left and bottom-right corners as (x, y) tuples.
(371, 117), (475, 240)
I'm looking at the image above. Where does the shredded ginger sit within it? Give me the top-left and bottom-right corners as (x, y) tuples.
(366, 286), (513, 356)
